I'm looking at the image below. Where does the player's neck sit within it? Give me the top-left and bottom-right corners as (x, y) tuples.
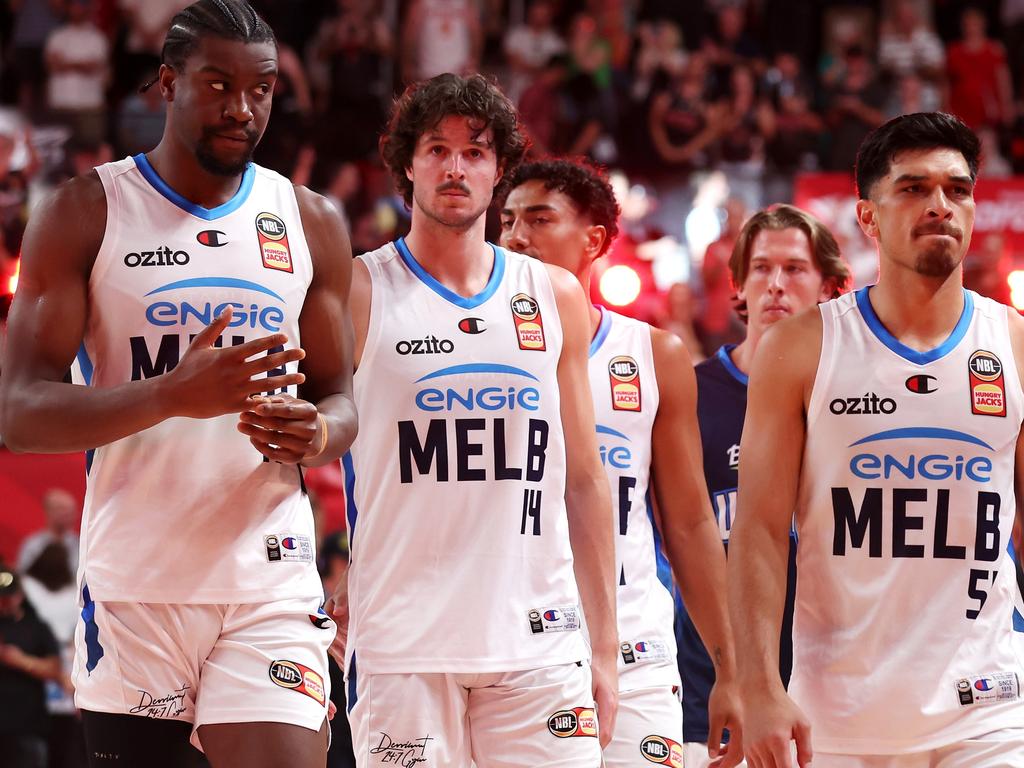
(870, 267), (966, 352)
(145, 140), (250, 211)
(404, 210), (494, 298)
(578, 267), (602, 340)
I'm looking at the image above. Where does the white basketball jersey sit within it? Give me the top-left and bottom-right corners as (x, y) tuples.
(588, 307), (678, 691)
(346, 239), (586, 674)
(796, 287), (1024, 753)
(71, 155), (320, 604)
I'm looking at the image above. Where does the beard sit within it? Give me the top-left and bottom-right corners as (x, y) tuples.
(413, 183), (490, 231)
(194, 132), (257, 177)
(913, 240), (962, 278)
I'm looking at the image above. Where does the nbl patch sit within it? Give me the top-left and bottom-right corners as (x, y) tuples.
(268, 660), (326, 705)
(640, 735), (683, 767)
(264, 533), (313, 563)
(608, 355), (641, 411)
(527, 605), (580, 634)
(547, 707), (598, 738)
(256, 212), (293, 273)
(510, 293), (546, 351)
(955, 672), (1019, 707)
(968, 350), (1006, 417)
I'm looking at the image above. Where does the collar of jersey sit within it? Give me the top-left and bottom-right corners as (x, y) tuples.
(589, 305), (612, 358)
(856, 285), (974, 365)
(716, 344), (748, 386)
(394, 237), (506, 309)
(133, 153), (255, 221)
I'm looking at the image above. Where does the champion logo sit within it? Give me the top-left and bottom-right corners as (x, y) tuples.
(905, 374), (937, 394)
(458, 317), (486, 334)
(196, 230), (228, 247)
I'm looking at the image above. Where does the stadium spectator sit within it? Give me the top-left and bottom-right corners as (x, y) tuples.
(877, 0), (944, 105)
(16, 489), (80, 576)
(946, 6), (1014, 130)
(648, 55), (721, 173)
(823, 44), (885, 171)
(114, 71), (167, 156)
(630, 19), (688, 104)
(702, 3), (764, 82)
(7, 0), (64, 118)
(400, 0), (482, 82)
(517, 54), (567, 155)
(44, 0), (110, 146)
(502, 0), (565, 103)
(0, 125), (31, 263)
(0, 569), (62, 768)
(699, 196), (747, 353)
(761, 82), (822, 202)
(716, 63), (770, 209)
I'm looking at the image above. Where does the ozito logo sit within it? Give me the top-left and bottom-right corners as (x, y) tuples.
(268, 660), (302, 688)
(196, 230), (227, 247)
(969, 351), (1002, 381)
(905, 374), (937, 394)
(396, 336), (455, 355)
(829, 393), (897, 415)
(458, 317), (486, 334)
(124, 246), (190, 268)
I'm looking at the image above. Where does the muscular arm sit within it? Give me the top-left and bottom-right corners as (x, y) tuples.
(728, 313), (820, 767)
(649, 328), (739, 755)
(547, 265), (618, 740)
(293, 187), (358, 465)
(1006, 309), (1024, 540)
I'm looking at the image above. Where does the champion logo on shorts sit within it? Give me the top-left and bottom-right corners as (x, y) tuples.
(640, 735), (683, 766)
(527, 605), (580, 634)
(547, 707), (598, 738)
(268, 660), (326, 705)
(955, 671), (1020, 707)
(264, 533), (313, 563)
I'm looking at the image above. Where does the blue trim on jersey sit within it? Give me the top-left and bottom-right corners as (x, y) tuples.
(647, 489), (674, 594)
(856, 286), (974, 365)
(145, 277), (285, 301)
(76, 344), (94, 386)
(596, 424), (631, 442)
(80, 584), (104, 674)
(849, 427), (992, 451)
(1009, 540), (1024, 632)
(589, 306), (612, 358)
(85, 449), (94, 477)
(715, 344), (748, 386)
(342, 452), (358, 549)
(416, 363), (539, 383)
(133, 153), (255, 220)
(395, 237), (506, 309)
(346, 653), (358, 714)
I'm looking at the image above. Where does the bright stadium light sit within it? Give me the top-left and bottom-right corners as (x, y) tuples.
(7, 258), (18, 295)
(600, 264), (642, 307)
(1009, 270), (1024, 311)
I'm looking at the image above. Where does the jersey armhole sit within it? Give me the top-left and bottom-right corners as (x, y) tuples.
(354, 251), (384, 376)
(88, 165), (122, 290)
(805, 302), (836, 426)
(999, 301), (1024, 427)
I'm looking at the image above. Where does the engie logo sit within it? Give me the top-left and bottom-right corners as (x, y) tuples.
(124, 246), (190, 267)
(510, 293), (546, 351)
(144, 277), (286, 332)
(414, 363), (541, 412)
(847, 427), (993, 482)
(608, 355), (641, 411)
(597, 425), (633, 470)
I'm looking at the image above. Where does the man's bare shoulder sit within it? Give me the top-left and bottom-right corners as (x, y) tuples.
(23, 171), (106, 267)
(752, 304), (824, 389)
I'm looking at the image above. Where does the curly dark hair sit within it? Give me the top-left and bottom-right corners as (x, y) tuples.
(855, 112), (980, 200)
(498, 158), (621, 256)
(380, 73), (529, 207)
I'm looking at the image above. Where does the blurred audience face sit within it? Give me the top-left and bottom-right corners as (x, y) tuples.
(499, 179), (606, 276)
(43, 488), (77, 533)
(894, 0), (920, 34)
(527, 1), (554, 30)
(718, 6), (744, 42)
(961, 8), (986, 41)
(407, 116), (501, 229)
(0, 134), (14, 178)
(67, 0), (91, 24)
(738, 227), (832, 334)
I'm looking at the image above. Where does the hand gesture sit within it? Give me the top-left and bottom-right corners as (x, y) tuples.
(706, 675), (745, 767)
(590, 652), (619, 749)
(238, 393), (322, 464)
(731, 688), (812, 768)
(166, 308), (306, 419)
(324, 569), (349, 669)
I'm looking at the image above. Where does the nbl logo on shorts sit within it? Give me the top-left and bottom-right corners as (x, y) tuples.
(640, 736), (683, 766)
(608, 356), (641, 411)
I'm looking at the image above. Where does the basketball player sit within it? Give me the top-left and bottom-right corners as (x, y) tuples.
(680, 205), (849, 768)
(498, 158), (742, 768)
(730, 112), (1024, 768)
(331, 75), (617, 767)
(0, 3), (357, 767)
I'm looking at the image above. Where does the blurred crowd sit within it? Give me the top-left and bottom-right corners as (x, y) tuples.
(2, 0), (1024, 354)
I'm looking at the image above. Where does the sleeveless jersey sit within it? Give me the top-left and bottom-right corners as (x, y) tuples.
(70, 154), (319, 604)
(796, 287), (1024, 753)
(678, 345), (797, 743)
(588, 307), (678, 691)
(345, 239), (585, 674)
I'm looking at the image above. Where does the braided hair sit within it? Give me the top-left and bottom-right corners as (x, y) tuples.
(140, 0), (276, 92)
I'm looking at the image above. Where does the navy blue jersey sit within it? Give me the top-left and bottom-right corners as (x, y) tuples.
(676, 345), (797, 743)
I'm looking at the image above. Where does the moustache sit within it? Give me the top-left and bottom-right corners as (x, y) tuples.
(912, 222), (962, 239)
(436, 181), (471, 195)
